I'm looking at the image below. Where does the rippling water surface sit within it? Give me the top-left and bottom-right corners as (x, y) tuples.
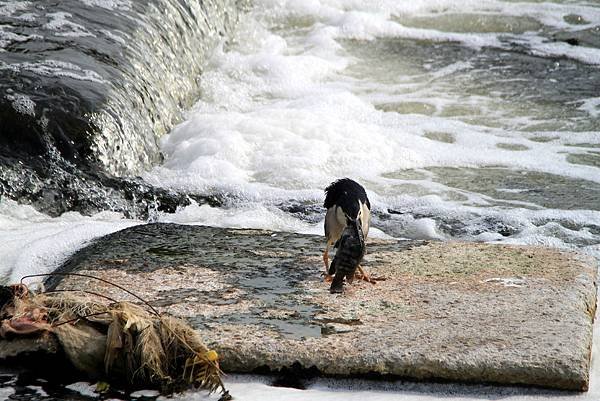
(1, 0), (600, 400)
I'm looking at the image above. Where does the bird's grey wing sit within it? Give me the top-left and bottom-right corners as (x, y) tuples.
(325, 206), (345, 245)
(359, 201), (371, 239)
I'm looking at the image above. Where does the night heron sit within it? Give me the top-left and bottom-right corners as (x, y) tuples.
(323, 178), (372, 284)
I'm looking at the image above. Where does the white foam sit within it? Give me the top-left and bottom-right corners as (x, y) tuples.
(130, 389), (160, 398)
(99, 28), (127, 45)
(265, 0), (600, 65)
(0, 1), (30, 17)
(157, 202), (322, 235)
(65, 382), (98, 398)
(26, 386), (48, 397)
(155, 201), (392, 240)
(270, 0), (600, 32)
(577, 97), (600, 118)
(44, 12), (96, 38)
(0, 200), (138, 285)
(0, 25), (41, 49)
(80, 0), (131, 10)
(0, 59), (106, 83)
(524, 34), (600, 65)
(15, 12), (37, 22)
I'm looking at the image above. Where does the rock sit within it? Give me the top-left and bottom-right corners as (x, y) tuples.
(41, 223), (596, 391)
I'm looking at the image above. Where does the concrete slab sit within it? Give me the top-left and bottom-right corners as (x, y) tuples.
(45, 223), (597, 391)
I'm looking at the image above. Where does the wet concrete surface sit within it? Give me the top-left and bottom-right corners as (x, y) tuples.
(12, 223), (597, 391)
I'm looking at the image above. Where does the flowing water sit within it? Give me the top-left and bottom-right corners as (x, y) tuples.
(2, 0), (600, 400)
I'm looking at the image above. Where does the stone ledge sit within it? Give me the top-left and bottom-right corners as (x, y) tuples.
(42, 223), (596, 391)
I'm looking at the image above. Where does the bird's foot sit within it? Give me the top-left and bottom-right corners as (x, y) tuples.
(354, 271), (376, 284)
(355, 265), (379, 285)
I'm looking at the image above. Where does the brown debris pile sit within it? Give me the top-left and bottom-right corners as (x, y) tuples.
(0, 284), (229, 397)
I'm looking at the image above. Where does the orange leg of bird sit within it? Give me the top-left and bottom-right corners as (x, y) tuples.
(322, 247), (333, 282)
(355, 265), (375, 284)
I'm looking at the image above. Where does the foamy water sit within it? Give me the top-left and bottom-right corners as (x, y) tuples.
(1, 0), (600, 399)
(141, 0), (600, 255)
(0, 199), (138, 283)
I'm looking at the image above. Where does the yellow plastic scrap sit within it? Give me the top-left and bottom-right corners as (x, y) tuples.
(206, 350), (218, 362)
(95, 381), (110, 393)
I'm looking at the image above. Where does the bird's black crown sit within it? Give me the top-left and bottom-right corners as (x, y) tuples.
(323, 178), (371, 220)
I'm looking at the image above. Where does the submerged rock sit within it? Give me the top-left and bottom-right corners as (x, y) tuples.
(19, 223), (598, 391)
